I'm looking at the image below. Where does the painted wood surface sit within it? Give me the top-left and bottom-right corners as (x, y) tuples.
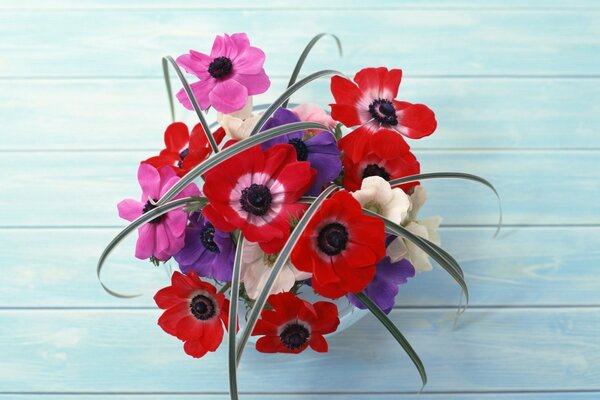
(1, 0), (599, 398)
(1, 227), (598, 308)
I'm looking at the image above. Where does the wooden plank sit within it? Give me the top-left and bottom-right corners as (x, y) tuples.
(4, 0), (600, 10)
(0, 150), (597, 227)
(0, 308), (598, 392)
(1, 227), (598, 308)
(2, 78), (598, 150)
(1, 394), (598, 399)
(0, 10), (598, 77)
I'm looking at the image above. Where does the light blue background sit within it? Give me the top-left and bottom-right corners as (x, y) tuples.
(0, 0), (599, 398)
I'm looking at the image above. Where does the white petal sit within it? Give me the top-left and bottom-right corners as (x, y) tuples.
(408, 185), (427, 221)
(387, 237), (408, 262)
(405, 221), (433, 272)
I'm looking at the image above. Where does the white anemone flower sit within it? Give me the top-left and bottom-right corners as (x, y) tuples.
(351, 176), (411, 225)
(387, 185), (442, 272)
(217, 96), (262, 140)
(240, 241), (312, 300)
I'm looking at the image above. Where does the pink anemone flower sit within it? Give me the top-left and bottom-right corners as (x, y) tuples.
(176, 33), (270, 114)
(117, 164), (200, 261)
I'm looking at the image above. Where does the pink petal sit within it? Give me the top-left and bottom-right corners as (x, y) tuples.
(159, 166), (177, 188)
(176, 80), (215, 111)
(135, 224), (156, 260)
(165, 211), (188, 239)
(159, 176), (180, 198)
(210, 34), (227, 58)
(176, 52), (210, 77)
(230, 33), (250, 52)
(137, 163), (160, 199)
(231, 69), (270, 95)
(155, 223), (171, 255)
(208, 80), (248, 114)
(233, 46), (265, 75)
(117, 199), (142, 222)
(179, 182), (200, 198)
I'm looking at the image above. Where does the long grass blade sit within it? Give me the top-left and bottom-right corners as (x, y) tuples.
(235, 185), (338, 365)
(248, 69), (343, 137)
(162, 57), (175, 122)
(364, 210), (469, 308)
(388, 172), (502, 238)
(162, 55), (219, 154)
(354, 292), (427, 389)
(282, 33), (342, 108)
(228, 234), (244, 400)
(97, 196), (206, 298)
(158, 122), (328, 205)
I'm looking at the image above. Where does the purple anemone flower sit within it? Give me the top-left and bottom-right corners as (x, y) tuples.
(173, 212), (236, 282)
(260, 107), (342, 196)
(347, 235), (415, 314)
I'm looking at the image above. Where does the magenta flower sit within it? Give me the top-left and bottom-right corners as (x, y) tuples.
(176, 33), (271, 114)
(117, 164), (200, 261)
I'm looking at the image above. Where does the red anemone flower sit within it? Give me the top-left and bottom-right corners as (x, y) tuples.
(154, 271), (230, 358)
(291, 190), (386, 299)
(330, 67), (437, 161)
(202, 144), (315, 250)
(144, 122), (226, 177)
(341, 135), (421, 193)
(252, 292), (339, 353)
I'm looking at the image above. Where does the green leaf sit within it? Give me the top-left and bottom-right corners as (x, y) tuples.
(248, 69), (344, 138)
(157, 121), (328, 205)
(235, 185), (338, 365)
(354, 292), (427, 389)
(281, 33), (342, 108)
(162, 57), (175, 122)
(333, 122), (344, 141)
(388, 172), (503, 238)
(162, 56), (219, 154)
(228, 233), (244, 400)
(96, 196), (206, 298)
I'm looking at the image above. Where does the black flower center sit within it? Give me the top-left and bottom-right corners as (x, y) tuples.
(208, 56), (233, 79)
(177, 148), (189, 168)
(200, 223), (219, 253)
(279, 323), (310, 350)
(288, 138), (309, 161)
(142, 199), (163, 224)
(368, 98), (398, 126)
(240, 184), (273, 216)
(317, 222), (349, 256)
(362, 163), (391, 181)
(190, 294), (216, 321)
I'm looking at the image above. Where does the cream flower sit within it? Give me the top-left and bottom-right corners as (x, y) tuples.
(388, 185), (442, 272)
(240, 241), (312, 300)
(217, 96), (262, 140)
(351, 176), (411, 225)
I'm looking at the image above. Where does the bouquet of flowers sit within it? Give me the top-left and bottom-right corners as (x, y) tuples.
(98, 33), (500, 397)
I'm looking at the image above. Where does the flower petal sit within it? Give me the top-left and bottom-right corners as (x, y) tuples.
(208, 79), (249, 114)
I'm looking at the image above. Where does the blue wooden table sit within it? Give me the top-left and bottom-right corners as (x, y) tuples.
(1, 1), (599, 398)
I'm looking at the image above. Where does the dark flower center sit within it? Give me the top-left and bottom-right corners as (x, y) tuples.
(288, 138), (309, 161)
(208, 56), (233, 79)
(142, 199), (163, 224)
(368, 98), (398, 126)
(279, 323), (310, 350)
(362, 164), (391, 181)
(200, 223), (219, 253)
(240, 184), (273, 216)
(317, 222), (349, 256)
(190, 294), (216, 321)
(177, 148), (189, 168)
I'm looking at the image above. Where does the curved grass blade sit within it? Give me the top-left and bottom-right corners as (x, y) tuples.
(235, 185), (338, 365)
(162, 56), (219, 154)
(364, 210), (469, 309)
(97, 196), (206, 298)
(228, 234), (244, 400)
(158, 122), (328, 205)
(354, 292), (427, 389)
(388, 172), (502, 238)
(162, 57), (175, 122)
(248, 69), (343, 137)
(282, 33), (342, 108)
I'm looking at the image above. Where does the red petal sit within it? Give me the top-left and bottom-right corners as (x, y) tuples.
(255, 335), (282, 353)
(330, 75), (362, 105)
(339, 125), (373, 162)
(183, 339), (209, 358)
(262, 144), (297, 179)
(383, 68), (403, 99)
(157, 302), (190, 337)
(202, 204), (237, 232)
(370, 129), (411, 159)
(308, 334), (329, 352)
(395, 102), (437, 139)
(153, 285), (182, 309)
(312, 302), (340, 334)
(354, 67), (387, 95)
(164, 122), (190, 152)
(330, 104), (362, 127)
